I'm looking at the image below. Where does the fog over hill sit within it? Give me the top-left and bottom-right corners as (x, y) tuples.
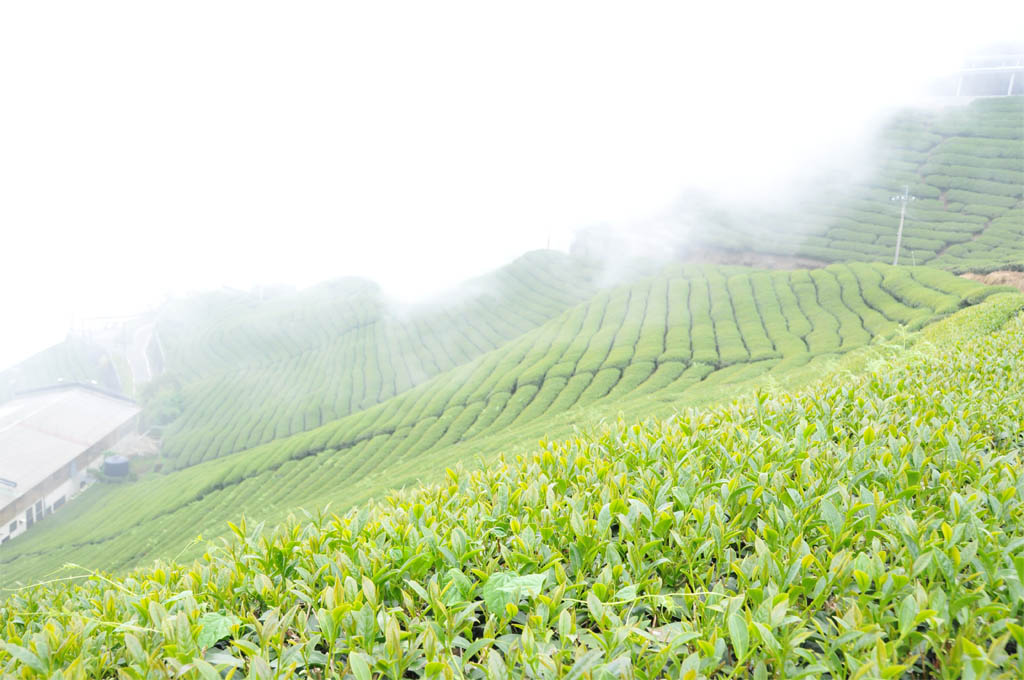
(4, 4), (1024, 676)
(2, 1), (1022, 370)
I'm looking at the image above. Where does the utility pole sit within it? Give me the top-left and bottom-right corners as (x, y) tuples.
(890, 185), (915, 266)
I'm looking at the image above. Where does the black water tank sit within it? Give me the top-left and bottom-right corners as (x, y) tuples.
(103, 455), (131, 477)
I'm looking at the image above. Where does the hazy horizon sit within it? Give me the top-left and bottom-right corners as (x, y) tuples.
(2, 1), (1022, 371)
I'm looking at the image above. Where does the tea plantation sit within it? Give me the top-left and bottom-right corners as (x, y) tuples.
(698, 97), (1024, 271)
(1, 96), (1023, 677)
(0, 263), (1006, 584)
(151, 251), (607, 467)
(2, 292), (1022, 678)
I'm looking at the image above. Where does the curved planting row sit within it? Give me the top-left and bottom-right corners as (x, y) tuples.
(798, 99), (1022, 267)
(155, 251), (604, 467)
(0, 263), (1004, 581)
(931, 208), (1024, 272)
(692, 97), (1023, 272)
(4, 294), (1024, 678)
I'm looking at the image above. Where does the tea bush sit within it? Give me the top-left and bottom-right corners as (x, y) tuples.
(0, 264), (1000, 586)
(3, 294), (1023, 678)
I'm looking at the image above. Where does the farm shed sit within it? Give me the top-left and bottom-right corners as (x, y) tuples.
(0, 384), (140, 543)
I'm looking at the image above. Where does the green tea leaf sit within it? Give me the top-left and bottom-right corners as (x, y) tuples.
(563, 650), (602, 680)
(820, 499), (842, 536)
(728, 612), (749, 660)
(1, 644), (45, 674)
(482, 572), (546, 615)
(912, 551), (933, 577)
(191, 658), (223, 680)
(350, 652), (372, 680)
(898, 595), (916, 636)
(597, 504), (612, 536)
(196, 612), (241, 650)
(124, 633), (144, 662)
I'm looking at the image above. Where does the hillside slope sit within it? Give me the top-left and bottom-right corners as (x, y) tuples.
(3, 293), (1022, 678)
(0, 262), (1005, 583)
(1, 98), (1020, 606)
(150, 251), (607, 467)
(693, 96), (1024, 270)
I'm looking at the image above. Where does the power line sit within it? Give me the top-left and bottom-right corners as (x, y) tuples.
(889, 185), (916, 266)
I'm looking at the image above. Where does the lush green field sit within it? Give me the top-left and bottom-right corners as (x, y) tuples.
(150, 251), (605, 467)
(1, 96), (1022, 677)
(3, 293), (1022, 678)
(697, 97), (1024, 271)
(0, 262), (1005, 585)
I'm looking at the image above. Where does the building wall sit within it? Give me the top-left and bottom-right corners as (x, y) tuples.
(0, 413), (139, 542)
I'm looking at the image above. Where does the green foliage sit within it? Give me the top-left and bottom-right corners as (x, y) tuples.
(924, 174), (1023, 198)
(933, 209), (1024, 272)
(0, 263), (995, 585)
(155, 251), (604, 467)
(482, 573), (547, 617)
(962, 203), (1011, 218)
(2, 98), (1021, 678)
(3, 295), (1023, 678)
(944, 189), (1018, 208)
(689, 98), (1024, 272)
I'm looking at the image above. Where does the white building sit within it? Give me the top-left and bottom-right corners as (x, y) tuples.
(0, 384), (140, 543)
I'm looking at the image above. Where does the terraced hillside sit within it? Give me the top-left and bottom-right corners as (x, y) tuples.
(3, 292), (1023, 678)
(150, 251), (606, 467)
(1, 262), (1007, 584)
(697, 96), (1024, 270)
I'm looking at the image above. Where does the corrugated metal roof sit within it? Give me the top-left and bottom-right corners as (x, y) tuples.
(0, 387), (140, 511)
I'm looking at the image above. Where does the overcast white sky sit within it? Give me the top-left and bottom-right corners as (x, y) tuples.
(1, 1), (1021, 370)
